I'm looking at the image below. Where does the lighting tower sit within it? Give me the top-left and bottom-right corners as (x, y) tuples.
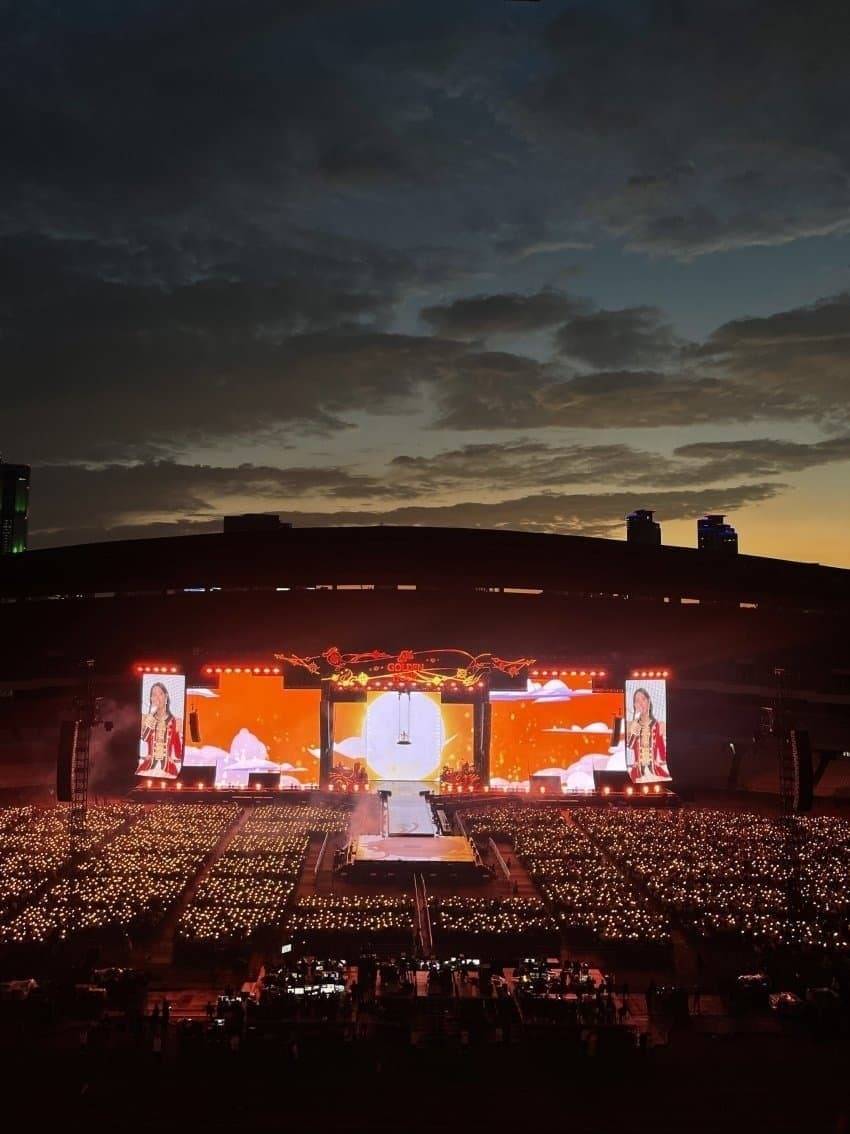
(70, 660), (112, 833)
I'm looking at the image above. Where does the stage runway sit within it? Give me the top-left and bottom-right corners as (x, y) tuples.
(376, 780), (438, 836)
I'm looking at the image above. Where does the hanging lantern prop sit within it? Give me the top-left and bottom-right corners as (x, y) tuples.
(396, 691), (412, 746)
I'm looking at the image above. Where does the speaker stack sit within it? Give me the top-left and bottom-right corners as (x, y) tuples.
(789, 729), (814, 813)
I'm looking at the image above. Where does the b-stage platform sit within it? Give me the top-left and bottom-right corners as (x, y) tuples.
(346, 833), (484, 880)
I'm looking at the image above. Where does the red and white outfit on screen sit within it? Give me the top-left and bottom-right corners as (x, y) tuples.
(137, 714), (183, 778)
(627, 717), (670, 782)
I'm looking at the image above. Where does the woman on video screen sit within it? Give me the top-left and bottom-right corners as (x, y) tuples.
(137, 681), (183, 778)
(626, 686), (670, 782)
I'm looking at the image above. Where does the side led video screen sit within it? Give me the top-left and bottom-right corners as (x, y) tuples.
(138, 672), (186, 780)
(623, 678), (671, 783)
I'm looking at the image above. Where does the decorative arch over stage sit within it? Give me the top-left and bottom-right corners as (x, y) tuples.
(275, 647), (534, 690)
(274, 647), (535, 786)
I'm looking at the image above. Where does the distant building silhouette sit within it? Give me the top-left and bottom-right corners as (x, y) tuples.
(626, 509), (661, 548)
(698, 514), (738, 555)
(0, 462), (29, 555)
(223, 513), (292, 534)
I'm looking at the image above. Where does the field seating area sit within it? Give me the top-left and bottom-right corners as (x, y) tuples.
(430, 895), (556, 936)
(459, 806), (672, 944)
(0, 803), (137, 927)
(572, 808), (850, 951)
(285, 894), (414, 937)
(0, 803), (237, 945)
(176, 803), (350, 950)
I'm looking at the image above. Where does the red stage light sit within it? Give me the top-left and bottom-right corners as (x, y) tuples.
(625, 786), (634, 796)
(146, 779), (153, 789)
(272, 667), (281, 675)
(642, 784), (649, 795)
(175, 782), (183, 790)
(254, 783), (262, 790)
(653, 784), (662, 794)
(602, 786), (611, 796)
(263, 667), (270, 674)
(539, 786), (546, 795)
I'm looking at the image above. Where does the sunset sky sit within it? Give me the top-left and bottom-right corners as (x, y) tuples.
(5, 2), (850, 564)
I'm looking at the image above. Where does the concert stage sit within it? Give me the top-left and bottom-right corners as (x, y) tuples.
(346, 834), (484, 880)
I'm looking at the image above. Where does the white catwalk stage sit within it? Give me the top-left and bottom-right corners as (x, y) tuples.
(346, 781), (485, 879)
(378, 780), (438, 836)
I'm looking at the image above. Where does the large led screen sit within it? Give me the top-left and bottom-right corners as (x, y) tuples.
(178, 673), (320, 786)
(137, 673), (186, 780)
(332, 692), (473, 781)
(489, 674), (622, 790)
(623, 678), (671, 783)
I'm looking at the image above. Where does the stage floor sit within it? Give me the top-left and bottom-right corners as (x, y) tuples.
(355, 835), (475, 865)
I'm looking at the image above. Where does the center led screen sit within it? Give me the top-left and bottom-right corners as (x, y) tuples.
(489, 675), (624, 790)
(332, 692), (473, 781)
(179, 673), (320, 786)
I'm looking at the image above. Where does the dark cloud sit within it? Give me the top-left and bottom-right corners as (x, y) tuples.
(391, 440), (678, 490)
(530, 1), (850, 257)
(421, 289), (586, 339)
(674, 436), (850, 480)
(28, 478), (783, 549)
(392, 436), (850, 493)
(30, 460), (419, 541)
(695, 293), (850, 425)
(554, 306), (680, 368)
(433, 367), (805, 431)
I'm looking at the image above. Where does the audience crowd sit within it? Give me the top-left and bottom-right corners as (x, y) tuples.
(430, 895), (556, 937)
(0, 803), (237, 945)
(286, 894), (414, 936)
(176, 803), (349, 949)
(571, 808), (850, 952)
(459, 806), (671, 944)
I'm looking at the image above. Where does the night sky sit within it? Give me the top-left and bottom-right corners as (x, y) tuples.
(4, 1), (850, 564)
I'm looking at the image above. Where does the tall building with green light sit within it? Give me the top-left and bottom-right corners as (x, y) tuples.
(0, 463), (29, 554)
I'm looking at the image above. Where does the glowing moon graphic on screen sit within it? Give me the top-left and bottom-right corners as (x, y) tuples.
(365, 692), (444, 780)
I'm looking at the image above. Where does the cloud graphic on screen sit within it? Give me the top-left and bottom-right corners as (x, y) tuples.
(489, 678), (592, 702)
(228, 728), (269, 764)
(541, 721), (611, 733)
(332, 735), (367, 759)
(183, 744), (228, 766)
